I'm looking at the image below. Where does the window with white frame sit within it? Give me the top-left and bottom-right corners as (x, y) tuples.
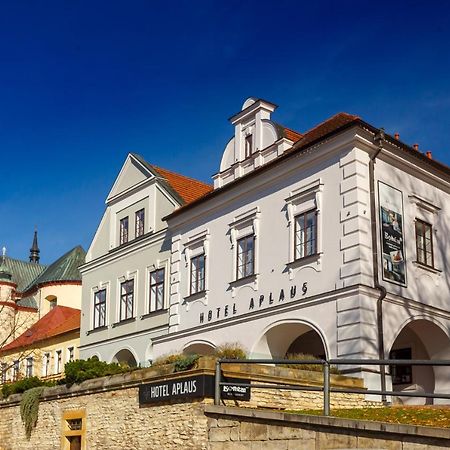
(25, 357), (33, 378)
(119, 216), (129, 245)
(13, 360), (19, 380)
(1, 363), (7, 383)
(93, 288), (107, 329)
(415, 219), (434, 267)
(286, 179), (323, 264)
(237, 235), (255, 279)
(229, 207), (260, 283)
(190, 254), (206, 295)
(55, 350), (62, 374)
(135, 209), (145, 238)
(67, 347), (75, 363)
(294, 210), (317, 259)
(120, 279), (134, 321)
(183, 230), (209, 298)
(149, 268), (165, 311)
(245, 134), (253, 159)
(43, 353), (51, 377)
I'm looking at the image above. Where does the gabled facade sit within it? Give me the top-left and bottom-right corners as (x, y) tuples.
(79, 153), (211, 366)
(149, 98), (450, 403)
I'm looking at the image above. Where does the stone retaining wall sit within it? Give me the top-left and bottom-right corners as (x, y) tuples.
(0, 361), (403, 449)
(206, 405), (450, 449)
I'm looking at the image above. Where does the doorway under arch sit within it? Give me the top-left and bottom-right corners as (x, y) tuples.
(389, 319), (450, 404)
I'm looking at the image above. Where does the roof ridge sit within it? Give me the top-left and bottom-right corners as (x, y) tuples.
(299, 112), (359, 139)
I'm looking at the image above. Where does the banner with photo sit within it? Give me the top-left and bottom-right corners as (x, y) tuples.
(378, 182), (407, 286)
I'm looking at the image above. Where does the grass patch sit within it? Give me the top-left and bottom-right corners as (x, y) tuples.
(291, 407), (450, 428)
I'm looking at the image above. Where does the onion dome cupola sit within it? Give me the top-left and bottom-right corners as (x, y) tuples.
(29, 230), (40, 263)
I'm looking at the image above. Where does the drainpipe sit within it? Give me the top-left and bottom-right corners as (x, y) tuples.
(370, 128), (387, 403)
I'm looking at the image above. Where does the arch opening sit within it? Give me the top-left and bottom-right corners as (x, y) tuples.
(112, 349), (137, 368)
(183, 342), (216, 356)
(389, 319), (450, 405)
(252, 321), (327, 360)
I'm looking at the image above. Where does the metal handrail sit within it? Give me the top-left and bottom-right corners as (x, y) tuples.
(214, 358), (450, 416)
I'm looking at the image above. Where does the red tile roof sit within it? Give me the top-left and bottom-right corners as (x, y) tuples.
(0, 306), (80, 354)
(152, 165), (213, 204)
(287, 112), (359, 153)
(283, 126), (303, 142)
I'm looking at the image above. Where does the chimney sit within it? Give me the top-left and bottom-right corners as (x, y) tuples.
(426, 151), (432, 159)
(394, 133), (400, 140)
(413, 143), (419, 151)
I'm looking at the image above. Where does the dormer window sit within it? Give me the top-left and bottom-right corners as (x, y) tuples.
(245, 134), (253, 159)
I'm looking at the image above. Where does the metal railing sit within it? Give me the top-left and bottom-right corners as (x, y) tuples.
(214, 358), (450, 416)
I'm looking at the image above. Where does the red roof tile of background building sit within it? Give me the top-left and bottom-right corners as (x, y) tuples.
(0, 306), (80, 354)
(152, 165), (213, 204)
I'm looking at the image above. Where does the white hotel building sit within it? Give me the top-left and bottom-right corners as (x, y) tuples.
(80, 98), (450, 400)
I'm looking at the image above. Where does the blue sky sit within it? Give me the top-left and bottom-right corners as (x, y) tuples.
(1, 0), (449, 264)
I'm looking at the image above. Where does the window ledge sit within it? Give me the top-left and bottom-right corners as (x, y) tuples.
(111, 317), (136, 328)
(140, 309), (168, 320)
(229, 273), (258, 288)
(412, 261), (441, 275)
(286, 253), (322, 270)
(86, 326), (108, 336)
(183, 290), (208, 302)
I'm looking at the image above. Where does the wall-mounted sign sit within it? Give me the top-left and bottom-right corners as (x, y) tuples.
(139, 374), (251, 404)
(199, 282), (308, 324)
(378, 181), (407, 286)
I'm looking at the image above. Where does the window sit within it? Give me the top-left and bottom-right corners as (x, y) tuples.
(68, 347), (75, 363)
(120, 279), (134, 321)
(389, 347), (412, 385)
(13, 360), (19, 381)
(93, 289), (107, 329)
(1, 363), (7, 383)
(149, 268), (165, 311)
(55, 350), (62, 374)
(119, 216), (129, 245)
(237, 235), (255, 279)
(245, 134), (253, 158)
(43, 353), (50, 377)
(294, 210), (317, 259)
(47, 295), (57, 310)
(62, 410), (86, 450)
(135, 209), (145, 238)
(415, 219), (434, 267)
(190, 254), (206, 295)
(25, 357), (33, 378)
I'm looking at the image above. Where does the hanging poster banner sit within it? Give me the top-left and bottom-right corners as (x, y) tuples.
(378, 181), (407, 286)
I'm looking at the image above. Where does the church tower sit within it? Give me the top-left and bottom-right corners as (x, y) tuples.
(29, 230), (40, 263)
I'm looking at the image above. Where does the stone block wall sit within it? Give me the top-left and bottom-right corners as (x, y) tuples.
(206, 405), (450, 450)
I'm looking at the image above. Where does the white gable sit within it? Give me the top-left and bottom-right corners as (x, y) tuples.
(107, 155), (154, 202)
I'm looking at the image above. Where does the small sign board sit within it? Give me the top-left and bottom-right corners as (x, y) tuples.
(139, 374), (251, 404)
(220, 377), (251, 401)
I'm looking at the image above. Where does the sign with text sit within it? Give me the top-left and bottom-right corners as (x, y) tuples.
(378, 181), (407, 286)
(220, 377), (251, 401)
(139, 374), (251, 404)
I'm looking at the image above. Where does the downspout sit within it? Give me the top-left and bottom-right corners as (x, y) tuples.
(370, 128), (388, 403)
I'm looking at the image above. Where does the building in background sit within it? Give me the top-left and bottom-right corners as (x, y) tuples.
(78, 153), (211, 366)
(0, 237), (85, 382)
